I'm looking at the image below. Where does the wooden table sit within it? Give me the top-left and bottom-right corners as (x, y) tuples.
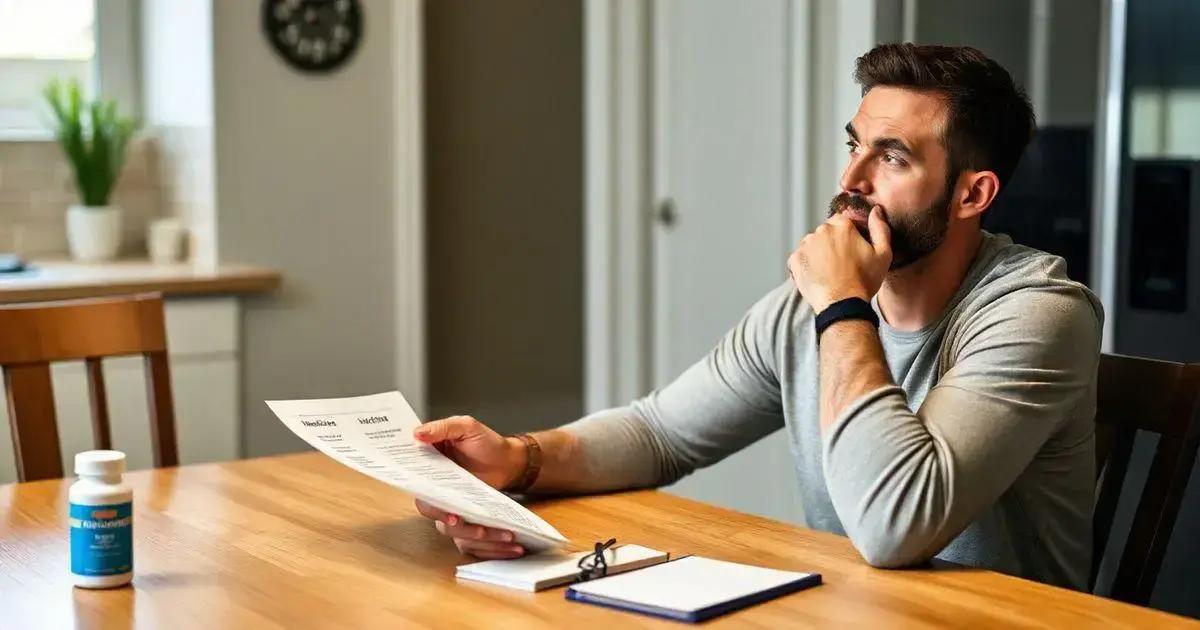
(1, 453), (1194, 629)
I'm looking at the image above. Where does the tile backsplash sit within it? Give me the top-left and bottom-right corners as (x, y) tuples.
(0, 137), (164, 258)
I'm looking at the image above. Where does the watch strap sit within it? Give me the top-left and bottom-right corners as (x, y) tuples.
(814, 297), (880, 343)
(508, 433), (543, 493)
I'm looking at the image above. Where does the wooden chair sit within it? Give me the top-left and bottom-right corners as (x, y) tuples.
(1092, 353), (1200, 605)
(0, 294), (178, 482)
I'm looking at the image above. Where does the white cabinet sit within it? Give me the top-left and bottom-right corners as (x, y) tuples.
(0, 296), (241, 483)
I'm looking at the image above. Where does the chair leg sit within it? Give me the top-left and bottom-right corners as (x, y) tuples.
(85, 358), (113, 450)
(5, 364), (63, 482)
(144, 351), (179, 468)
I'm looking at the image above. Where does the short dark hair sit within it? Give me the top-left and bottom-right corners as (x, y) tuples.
(853, 43), (1035, 188)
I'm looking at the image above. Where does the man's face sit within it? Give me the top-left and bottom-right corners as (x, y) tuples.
(828, 86), (956, 269)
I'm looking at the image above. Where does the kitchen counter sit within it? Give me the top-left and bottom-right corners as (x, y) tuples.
(0, 260), (281, 304)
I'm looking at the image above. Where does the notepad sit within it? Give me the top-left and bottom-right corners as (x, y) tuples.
(565, 556), (822, 622)
(455, 544), (669, 592)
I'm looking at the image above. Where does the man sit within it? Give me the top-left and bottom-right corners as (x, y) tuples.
(413, 43), (1103, 590)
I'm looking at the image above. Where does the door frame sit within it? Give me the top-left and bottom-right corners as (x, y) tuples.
(583, 0), (875, 410)
(394, 0), (426, 416)
(1090, 0), (1127, 352)
(584, 0), (653, 412)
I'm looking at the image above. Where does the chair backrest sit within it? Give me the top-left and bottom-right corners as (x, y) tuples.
(1092, 353), (1200, 605)
(0, 293), (178, 482)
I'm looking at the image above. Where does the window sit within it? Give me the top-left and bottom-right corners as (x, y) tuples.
(0, 0), (136, 138)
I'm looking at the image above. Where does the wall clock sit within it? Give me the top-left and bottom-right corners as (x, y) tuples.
(262, 0), (362, 74)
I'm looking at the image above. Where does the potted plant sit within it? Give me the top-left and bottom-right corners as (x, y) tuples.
(43, 79), (138, 262)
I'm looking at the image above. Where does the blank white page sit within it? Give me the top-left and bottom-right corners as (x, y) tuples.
(568, 556), (814, 612)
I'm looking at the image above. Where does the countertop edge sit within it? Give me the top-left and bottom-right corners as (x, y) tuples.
(0, 262), (282, 304)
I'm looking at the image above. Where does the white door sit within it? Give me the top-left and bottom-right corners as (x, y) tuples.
(652, 0), (805, 524)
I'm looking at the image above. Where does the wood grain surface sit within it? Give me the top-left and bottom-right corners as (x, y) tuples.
(1, 452), (1195, 629)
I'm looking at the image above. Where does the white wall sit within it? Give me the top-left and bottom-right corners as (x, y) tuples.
(211, 0), (415, 456)
(141, 0), (212, 127)
(141, 0), (218, 267)
(810, 0), (879, 233)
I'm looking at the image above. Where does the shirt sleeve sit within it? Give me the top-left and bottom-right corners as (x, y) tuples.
(821, 285), (1102, 568)
(560, 283), (793, 492)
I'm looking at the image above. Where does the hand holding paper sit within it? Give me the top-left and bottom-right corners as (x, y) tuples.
(265, 392), (569, 553)
(410, 415), (542, 558)
(410, 416), (527, 496)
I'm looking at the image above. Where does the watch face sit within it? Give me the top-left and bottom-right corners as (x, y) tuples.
(262, 0), (362, 73)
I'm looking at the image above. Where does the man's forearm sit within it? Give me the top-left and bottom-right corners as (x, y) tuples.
(511, 320), (894, 492)
(818, 319), (894, 433)
(505, 407), (678, 495)
(501, 428), (588, 494)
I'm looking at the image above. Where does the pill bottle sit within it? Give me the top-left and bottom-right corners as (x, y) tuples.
(69, 450), (133, 588)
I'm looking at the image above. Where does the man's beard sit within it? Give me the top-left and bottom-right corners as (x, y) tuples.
(827, 188), (952, 270)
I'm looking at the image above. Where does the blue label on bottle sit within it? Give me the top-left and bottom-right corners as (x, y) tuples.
(70, 501), (132, 577)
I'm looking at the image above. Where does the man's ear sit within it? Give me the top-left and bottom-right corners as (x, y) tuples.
(954, 170), (1001, 220)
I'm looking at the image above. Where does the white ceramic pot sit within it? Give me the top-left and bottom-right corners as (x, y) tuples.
(147, 217), (185, 264)
(66, 205), (122, 261)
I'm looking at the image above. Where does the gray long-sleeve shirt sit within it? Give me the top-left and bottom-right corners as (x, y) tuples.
(562, 231), (1103, 589)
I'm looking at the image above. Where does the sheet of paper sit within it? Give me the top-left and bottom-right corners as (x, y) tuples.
(568, 556), (816, 612)
(265, 391), (568, 551)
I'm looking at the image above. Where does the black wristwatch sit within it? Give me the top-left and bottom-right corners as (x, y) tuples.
(814, 297), (879, 343)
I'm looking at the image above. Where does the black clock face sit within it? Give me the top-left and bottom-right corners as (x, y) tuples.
(262, 0), (362, 73)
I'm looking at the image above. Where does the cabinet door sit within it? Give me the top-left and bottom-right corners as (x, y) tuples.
(653, 0), (805, 524)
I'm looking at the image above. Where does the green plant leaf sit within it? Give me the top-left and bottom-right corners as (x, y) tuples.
(42, 78), (139, 207)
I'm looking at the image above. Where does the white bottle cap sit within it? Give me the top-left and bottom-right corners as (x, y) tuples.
(75, 450), (126, 476)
